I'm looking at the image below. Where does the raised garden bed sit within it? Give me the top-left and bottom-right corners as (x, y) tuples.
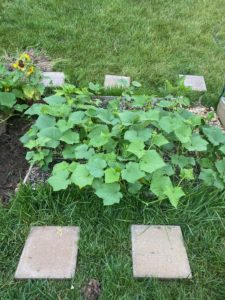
(0, 117), (29, 203)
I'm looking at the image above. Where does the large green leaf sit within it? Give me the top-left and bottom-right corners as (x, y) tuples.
(171, 154), (196, 168)
(127, 140), (145, 158)
(48, 170), (70, 191)
(88, 124), (110, 147)
(144, 110), (160, 122)
(157, 100), (175, 108)
(140, 150), (165, 173)
(87, 157), (107, 178)
(60, 130), (79, 144)
(203, 126), (225, 146)
(174, 123), (192, 143)
(219, 145), (225, 154)
(89, 134), (110, 147)
(118, 111), (140, 125)
(24, 139), (38, 149)
(24, 104), (44, 115)
(215, 158), (225, 177)
(124, 128), (152, 142)
(52, 161), (69, 174)
(199, 169), (224, 190)
(75, 144), (95, 159)
(184, 133), (208, 151)
(105, 168), (120, 183)
(131, 95), (149, 107)
(0, 92), (16, 108)
(71, 164), (94, 188)
(128, 182), (143, 194)
(96, 108), (118, 125)
(99, 152), (117, 167)
(164, 186), (185, 208)
(150, 172), (172, 199)
(94, 181), (122, 205)
(121, 162), (145, 183)
(111, 124), (123, 137)
(41, 104), (71, 117)
(22, 86), (36, 99)
(57, 119), (74, 133)
(62, 145), (76, 159)
(44, 95), (66, 105)
(159, 116), (175, 133)
(14, 104), (29, 112)
(69, 111), (86, 124)
(38, 126), (62, 140)
(36, 115), (56, 130)
(151, 133), (169, 147)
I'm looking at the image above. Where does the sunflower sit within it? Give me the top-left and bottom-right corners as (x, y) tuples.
(20, 53), (31, 61)
(12, 60), (25, 71)
(26, 66), (34, 76)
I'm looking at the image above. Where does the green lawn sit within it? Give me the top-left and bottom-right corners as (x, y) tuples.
(0, 185), (225, 299)
(1, 0), (225, 105)
(1, 1), (225, 299)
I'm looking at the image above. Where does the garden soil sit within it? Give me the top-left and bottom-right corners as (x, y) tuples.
(0, 117), (29, 203)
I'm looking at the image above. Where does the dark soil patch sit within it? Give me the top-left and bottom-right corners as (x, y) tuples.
(0, 117), (29, 203)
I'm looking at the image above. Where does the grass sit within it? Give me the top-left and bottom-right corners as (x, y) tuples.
(0, 185), (225, 299)
(1, 0), (225, 105)
(1, 1), (225, 299)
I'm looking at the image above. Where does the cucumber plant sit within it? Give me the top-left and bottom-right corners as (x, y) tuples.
(21, 83), (225, 207)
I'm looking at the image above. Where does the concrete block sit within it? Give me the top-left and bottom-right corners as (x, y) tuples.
(104, 75), (130, 89)
(131, 225), (192, 279)
(42, 72), (65, 87)
(217, 97), (225, 128)
(15, 226), (79, 279)
(179, 75), (207, 91)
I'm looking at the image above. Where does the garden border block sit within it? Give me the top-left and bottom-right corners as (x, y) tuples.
(42, 72), (65, 87)
(217, 97), (225, 128)
(104, 75), (130, 89)
(179, 75), (207, 91)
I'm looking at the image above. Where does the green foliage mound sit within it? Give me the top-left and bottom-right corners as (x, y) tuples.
(21, 83), (225, 207)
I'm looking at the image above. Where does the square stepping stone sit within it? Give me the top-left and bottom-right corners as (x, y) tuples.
(42, 72), (65, 87)
(131, 225), (192, 279)
(179, 75), (207, 91)
(217, 97), (225, 128)
(15, 226), (79, 279)
(104, 75), (130, 89)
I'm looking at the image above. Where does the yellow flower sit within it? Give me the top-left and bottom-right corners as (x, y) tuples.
(12, 60), (25, 71)
(26, 66), (34, 76)
(12, 62), (18, 69)
(20, 53), (31, 61)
